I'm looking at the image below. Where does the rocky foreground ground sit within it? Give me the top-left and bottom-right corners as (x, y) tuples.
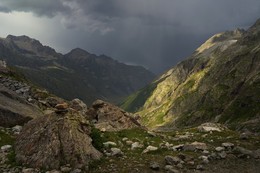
(1, 123), (260, 173)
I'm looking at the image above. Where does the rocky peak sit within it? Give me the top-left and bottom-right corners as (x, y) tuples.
(5, 35), (60, 59)
(67, 48), (91, 57)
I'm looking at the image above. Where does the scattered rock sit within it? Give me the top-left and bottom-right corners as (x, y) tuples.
(197, 123), (226, 132)
(199, 155), (209, 164)
(131, 142), (143, 150)
(60, 165), (72, 172)
(172, 144), (184, 151)
(215, 146), (225, 152)
(126, 140), (133, 145)
(218, 151), (227, 159)
(111, 148), (123, 156)
(22, 168), (37, 173)
(252, 149), (260, 159)
(142, 145), (158, 154)
(165, 155), (182, 165)
(240, 132), (251, 140)
(12, 125), (23, 133)
(149, 162), (160, 170)
(183, 141), (207, 151)
(70, 169), (82, 173)
(196, 164), (204, 170)
(234, 146), (253, 157)
(221, 142), (234, 149)
(147, 131), (157, 137)
(103, 141), (117, 148)
(1, 145), (12, 152)
(164, 165), (180, 173)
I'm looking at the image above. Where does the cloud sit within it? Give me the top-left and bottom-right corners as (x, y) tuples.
(0, 0), (260, 73)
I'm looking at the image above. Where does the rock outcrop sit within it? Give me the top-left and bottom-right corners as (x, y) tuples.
(87, 100), (141, 131)
(0, 79), (43, 127)
(15, 110), (102, 170)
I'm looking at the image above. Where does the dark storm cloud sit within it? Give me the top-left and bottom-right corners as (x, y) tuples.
(1, 0), (260, 73)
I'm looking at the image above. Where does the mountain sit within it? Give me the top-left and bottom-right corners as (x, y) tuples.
(121, 19), (260, 132)
(0, 35), (155, 104)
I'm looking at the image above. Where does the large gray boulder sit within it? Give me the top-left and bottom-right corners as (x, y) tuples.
(87, 100), (141, 131)
(15, 110), (102, 170)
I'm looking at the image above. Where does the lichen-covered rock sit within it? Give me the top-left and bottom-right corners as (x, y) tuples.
(15, 110), (102, 170)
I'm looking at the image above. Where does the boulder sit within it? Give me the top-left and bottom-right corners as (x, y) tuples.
(87, 100), (141, 131)
(197, 123), (227, 132)
(70, 99), (88, 114)
(183, 141), (207, 151)
(142, 145), (158, 154)
(15, 110), (102, 170)
(149, 162), (160, 170)
(165, 156), (182, 165)
(110, 148), (123, 156)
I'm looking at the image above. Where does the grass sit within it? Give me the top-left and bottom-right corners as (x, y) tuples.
(0, 130), (19, 166)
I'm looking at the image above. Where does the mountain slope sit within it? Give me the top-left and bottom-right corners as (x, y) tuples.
(0, 36), (155, 104)
(122, 19), (260, 132)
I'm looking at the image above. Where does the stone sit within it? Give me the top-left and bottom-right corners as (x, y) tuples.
(1, 145), (12, 152)
(70, 99), (88, 114)
(221, 142), (234, 149)
(183, 142), (207, 151)
(218, 151), (227, 159)
(165, 155), (182, 165)
(196, 164), (204, 170)
(147, 131), (157, 137)
(103, 141), (117, 148)
(70, 169), (82, 173)
(126, 140), (133, 145)
(111, 148), (123, 156)
(197, 123), (226, 132)
(46, 170), (61, 173)
(240, 132), (250, 140)
(131, 142), (143, 150)
(55, 102), (68, 110)
(122, 137), (128, 141)
(252, 149), (260, 159)
(15, 111), (102, 170)
(142, 145), (158, 154)
(12, 125), (23, 133)
(164, 165), (180, 173)
(60, 166), (72, 172)
(149, 162), (160, 170)
(22, 168), (36, 173)
(234, 146), (253, 157)
(215, 146), (225, 152)
(172, 144), (184, 151)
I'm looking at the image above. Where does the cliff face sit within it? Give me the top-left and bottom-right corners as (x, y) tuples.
(122, 20), (260, 132)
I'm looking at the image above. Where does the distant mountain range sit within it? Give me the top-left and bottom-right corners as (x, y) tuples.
(0, 35), (155, 104)
(122, 19), (260, 132)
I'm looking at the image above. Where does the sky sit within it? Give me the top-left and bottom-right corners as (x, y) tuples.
(0, 0), (259, 74)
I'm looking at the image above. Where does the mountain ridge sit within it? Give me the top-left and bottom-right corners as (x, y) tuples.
(121, 19), (260, 132)
(0, 35), (155, 104)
